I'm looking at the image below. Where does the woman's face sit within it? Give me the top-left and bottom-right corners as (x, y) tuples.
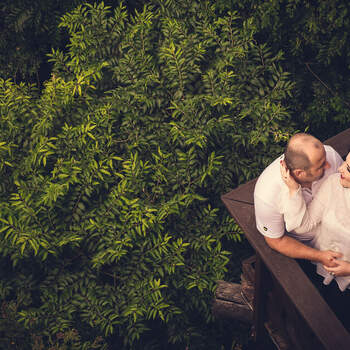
(338, 152), (350, 188)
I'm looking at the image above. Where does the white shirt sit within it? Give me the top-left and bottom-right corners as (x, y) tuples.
(281, 173), (350, 291)
(254, 145), (343, 240)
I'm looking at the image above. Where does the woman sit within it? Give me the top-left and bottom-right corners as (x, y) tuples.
(281, 151), (350, 290)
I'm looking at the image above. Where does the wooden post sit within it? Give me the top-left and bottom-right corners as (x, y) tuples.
(252, 254), (270, 347)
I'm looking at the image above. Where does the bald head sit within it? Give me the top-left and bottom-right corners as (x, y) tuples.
(284, 133), (323, 170)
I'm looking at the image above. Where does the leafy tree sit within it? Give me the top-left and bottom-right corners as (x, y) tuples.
(0, 1), (294, 348)
(217, 0), (350, 139)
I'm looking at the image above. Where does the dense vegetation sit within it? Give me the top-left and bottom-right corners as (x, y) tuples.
(226, 0), (350, 139)
(0, 0), (349, 349)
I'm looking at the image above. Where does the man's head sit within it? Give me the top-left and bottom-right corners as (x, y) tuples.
(284, 133), (330, 185)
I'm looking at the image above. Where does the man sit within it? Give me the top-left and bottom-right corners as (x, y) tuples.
(254, 133), (343, 267)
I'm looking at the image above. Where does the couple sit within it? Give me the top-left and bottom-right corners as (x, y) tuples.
(254, 133), (350, 318)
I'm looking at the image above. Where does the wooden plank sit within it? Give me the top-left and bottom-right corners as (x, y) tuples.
(324, 128), (350, 158)
(223, 178), (256, 205)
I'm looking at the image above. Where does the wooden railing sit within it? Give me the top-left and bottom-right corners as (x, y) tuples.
(221, 128), (350, 350)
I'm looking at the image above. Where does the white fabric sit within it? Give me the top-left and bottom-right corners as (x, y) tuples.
(281, 173), (350, 291)
(254, 145), (343, 240)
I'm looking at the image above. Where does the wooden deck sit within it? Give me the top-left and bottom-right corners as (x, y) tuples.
(221, 128), (350, 350)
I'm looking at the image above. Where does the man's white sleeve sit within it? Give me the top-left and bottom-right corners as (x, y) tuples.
(254, 196), (285, 238)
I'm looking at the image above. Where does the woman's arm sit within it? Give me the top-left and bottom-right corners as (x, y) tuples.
(280, 162), (328, 233)
(324, 260), (350, 277)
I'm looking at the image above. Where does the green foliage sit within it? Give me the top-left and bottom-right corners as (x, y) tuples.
(0, 0), (157, 85)
(0, 1), (294, 348)
(0, 0), (88, 84)
(217, 0), (350, 139)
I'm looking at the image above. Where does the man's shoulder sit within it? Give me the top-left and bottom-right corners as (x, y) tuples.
(254, 155), (283, 204)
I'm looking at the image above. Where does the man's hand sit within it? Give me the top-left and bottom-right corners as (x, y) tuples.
(264, 236), (342, 265)
(324, 259), (350, 277)
(317, 250), (343, 267)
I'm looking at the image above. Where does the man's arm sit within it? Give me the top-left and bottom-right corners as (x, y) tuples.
(265, 235), (342, 267)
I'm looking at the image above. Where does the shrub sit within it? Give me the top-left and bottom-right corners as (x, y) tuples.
(217, 0), (350, 139)
(0, 1), (294, 348)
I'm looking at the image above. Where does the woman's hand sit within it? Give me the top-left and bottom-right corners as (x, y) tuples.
(324, 259), (350, 277)
(280, 160), (300, 195)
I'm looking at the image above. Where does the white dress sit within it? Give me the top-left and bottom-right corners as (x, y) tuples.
(281, 173), (350, 291)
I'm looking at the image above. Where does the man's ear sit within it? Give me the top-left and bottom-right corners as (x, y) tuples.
(293, 169), (304, 178)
